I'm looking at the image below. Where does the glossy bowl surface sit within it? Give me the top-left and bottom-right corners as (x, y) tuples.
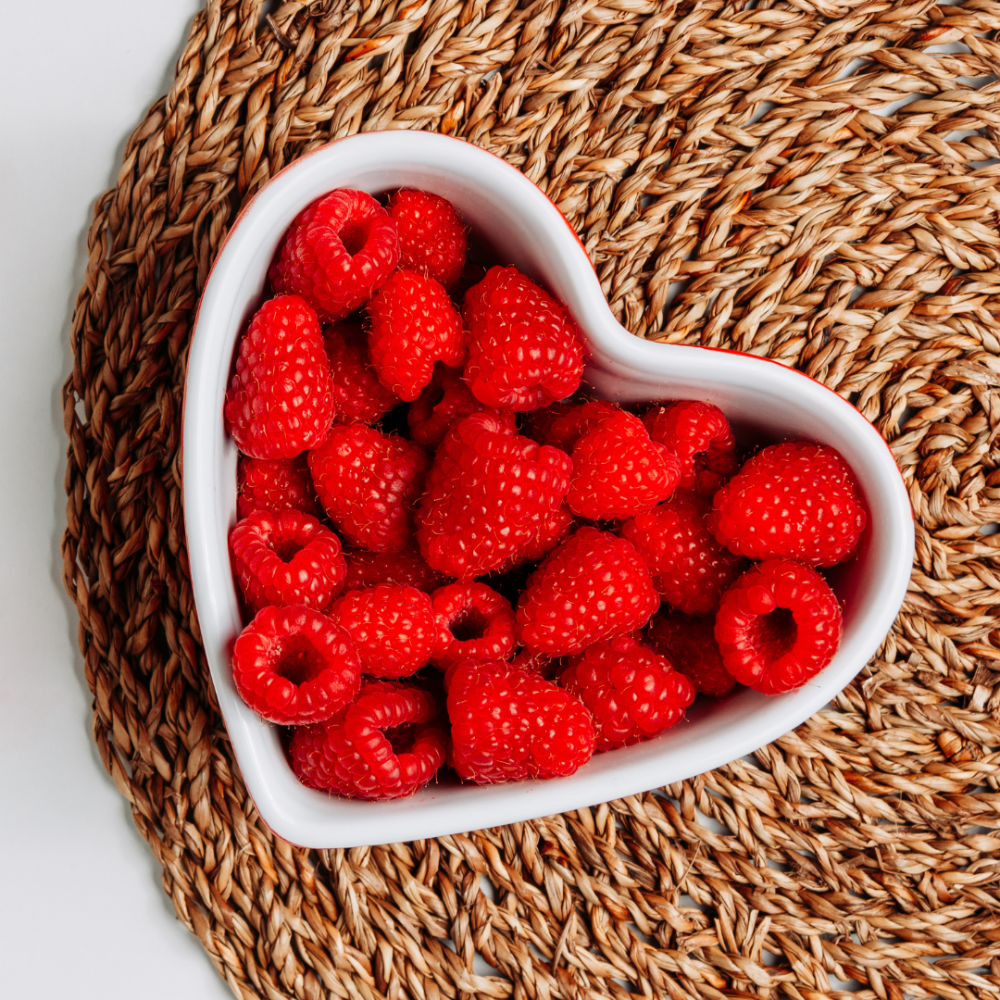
(183, 131), (914, 848)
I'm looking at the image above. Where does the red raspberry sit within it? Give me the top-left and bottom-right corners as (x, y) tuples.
(463, 267), (584, 411)
(708, 441), (867, 567)
(387, 189), (467, 290)
(269, 189), (399, 321)
(309, 424), (428, 552)
(330, 585), (437, 678)
(415, 413), (572, 579)
(494, 506), (574, 573)
(430, 582), (516, 670)
(714, 559), (843, 695)
(230, 509), (347, 614)
(522, 399), (620, 452)
(342, 540), (446, 592)
(285, 722), (329, 790)
(447, 660), (595, 783)
(509, 649), (562, 682)
(566, 410), (681, 520)
(289, 682), (446, 799)
(517, 527), (660, 656)
(621, 492), (744, 614)
(407, 365), (504, 449)
(324, 321), (400, 424)
(646, 611), (736, 697)
(237, 456), (322, 520)
(560, 636), (694, 751)
(367, 270), (465, 401)
(224, 295), (335, 459)
(232, 604), (360, 724)
(643, 401), (737, 495)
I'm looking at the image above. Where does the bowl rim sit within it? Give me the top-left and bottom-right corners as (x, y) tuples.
(183, 130), (914, 848)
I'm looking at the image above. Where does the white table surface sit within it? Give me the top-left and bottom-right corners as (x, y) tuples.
(1, 2), (233, 996)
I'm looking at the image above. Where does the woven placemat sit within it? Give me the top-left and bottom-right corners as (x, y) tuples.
(63, 1), (1000, 998)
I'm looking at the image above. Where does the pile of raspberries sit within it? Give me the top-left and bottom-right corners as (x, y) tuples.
(223, 186), (867, 801)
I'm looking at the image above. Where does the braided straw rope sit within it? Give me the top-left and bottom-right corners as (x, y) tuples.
(63, 1), (1000, 998)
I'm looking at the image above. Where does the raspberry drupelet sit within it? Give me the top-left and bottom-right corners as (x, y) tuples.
(231, 604), (361, 725)
(560, 636), (695, 751)
(224, 295), (336, 460)
(229, 509), (347, 613)
(714, 559), (842, 695)
(447, 659), (596, 784)
(269, 188), (400, 320)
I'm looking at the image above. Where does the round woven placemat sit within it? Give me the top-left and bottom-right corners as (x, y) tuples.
(63, 1), (1000, 998)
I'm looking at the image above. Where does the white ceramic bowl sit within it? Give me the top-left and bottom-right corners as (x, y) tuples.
(183, 131), (914, 848)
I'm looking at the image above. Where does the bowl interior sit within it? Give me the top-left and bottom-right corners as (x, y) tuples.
(184, 132), (913, 848)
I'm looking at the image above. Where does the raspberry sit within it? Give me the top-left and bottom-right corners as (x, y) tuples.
(646, 611), (736, 697)
(237, 456), (322, 520)
(286, 723), (329, 790)
(714, 559), (843, 695)
(224, 295), (335, 459)
(517, 527), (660, 656)
(324, 321), (400, 424)
(621, 492), (744, 614)
(387, 189), (467, 290)
(447, 660), (595, 783)
(270, 189), (400, 321)
(289, 682), (446, 799)
(342, 540), (446, 592)
(367, 270), (465, 401)
(430, 582), (516, 670)
(330, 585), (437, 678)
(407, 365), (503, 449)
(463, 266), (584, 411)
(708, 441), (867, 567)
(415, 413), (572, 579)
(560, 636), (694, 751)
(494, 506), (574, 573)
(566, 410), (681, 520)
(643, 401), (737, 495)
(230, 509), (347, 614)
(232, 604), (361, 725)
(523, 400), (620, 452)
(309, 424), (428, 553)
(509, 649), (562, 682)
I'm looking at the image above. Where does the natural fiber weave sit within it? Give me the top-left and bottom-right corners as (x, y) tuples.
(63, 1), (1000, 998)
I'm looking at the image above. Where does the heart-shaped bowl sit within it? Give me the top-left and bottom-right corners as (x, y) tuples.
(184, 130), (914, 848)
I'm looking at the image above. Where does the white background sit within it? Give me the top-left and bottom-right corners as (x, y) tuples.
(1, 1), (232, 995)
